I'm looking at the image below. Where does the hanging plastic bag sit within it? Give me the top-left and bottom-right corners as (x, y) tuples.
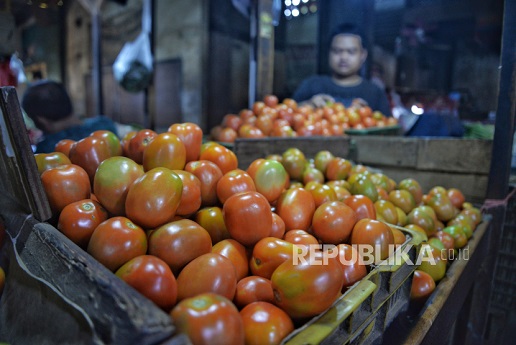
(113, 0), (153, 93)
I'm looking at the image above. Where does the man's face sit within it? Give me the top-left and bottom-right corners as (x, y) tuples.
(329, 34), (367, 78)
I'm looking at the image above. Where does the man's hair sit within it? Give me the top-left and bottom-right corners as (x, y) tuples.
(329, 23), (368, 50)
(22, 80), (73, 123)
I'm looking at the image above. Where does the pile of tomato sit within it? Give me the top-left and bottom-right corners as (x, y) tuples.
(210, 95), (398, 143)
(34, 125), (481, 345)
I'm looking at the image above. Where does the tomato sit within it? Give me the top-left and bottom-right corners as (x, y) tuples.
(410, 270), (436, 303)
(281, 148), (307, 181)
(126, 129), (158, 164)
(239, 124), (265, 139)
(302, 166), (324, 185)
(116, 255), (177, 311)
(335, 244), (368, 290)
(171, 293), (244, 345)
(125, 168), (183, 229)
(425, 193), (457, 222)
(442, 225), (468, 248)
(217, 169), (256, 204)
(212, 239), (249, 281)
(263, 94), (279, 108)
(390, 226), (407, 245)
(343, 195), (376, 221)
(240, 301), (294, 345)
(176, 253), (238, 301)
(57, 199), (108, 248)
(194, 206), (231, 244)
(250, 237), (298, 280)
(270, 212), (286, 239)
(308, 183), (338, 208)
(433, 231), (456, 260)
(185, 160), (224, 206)
(217, 127), (238, 143)
(283, 229), (319, 250)
(374, 199), (398, 225)
(68, 136), (112, 183)
(90, 130), (122, 157)
(142, 132), (186, 172)
(418, 244), (447, 282)
(460, 208), (482, 227)
(325, 157), (352, 181)
(234, 276), (275, 309)
(222, 114), (243, 131)
(120, 131), (137, 156)
(168, 122), (203, 163)
(54, 139), (76, 157)
(407, 207), (436, 237)
(369, 173), (392, 193)
(34, 152), (71, 175)
(223, 191), (272, 247)
(447, 188), (465, 209)
(172, 170), (202, 217)
(199, 143), (238, 175)
(350, 218), (395, 263)
(397, 178), (423, 205)
(93, 156), (144, 216)
(396, 206), (408, 226)
(312, 201), (357, 245)
(275, 188), (316, 231)
(41, 164), (91, 214)
(349, 175), (378, 203)
(247, 159), (289, 204)
(389, 189), (416, 214)
(87, 216), (147, 272)
(148, 219), (212, 275)
(271, 250), (344, 319)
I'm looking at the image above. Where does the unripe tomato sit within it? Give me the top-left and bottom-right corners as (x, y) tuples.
(171, 293), (244, 345)
(374, 199), (398, 225)
(275, 188), (316, 231)
(34, 152), (71, 175)
(93, 156), (144, 216)
(116, 255), (178, 311)
(142, 132), (186, 172)
(418, 244), (447, 282)
(308, 183), (338, 208)
(223, 191), (272, 247)
(168, 122), (203, 163)
(408, 207), (436, 237)
(240, 301), (294, 345)
(125, 167), (183, 229)
(90, 130), (123, 157)
(325, 157), (352, 181)
(281, 148), (307, 181)
(397, 178), (423, 205)
(389, 189), (417, 214)
(313, 150), (334, 175)
(247, 159), (289, 204)
(234, 276), (275, 309)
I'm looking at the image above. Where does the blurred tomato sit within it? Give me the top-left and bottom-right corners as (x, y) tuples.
(222, 114), (243, 131)
(240, 301), (294, 345)
(410, 270), (436, 303)
(41, 164), (91, 214)
(69, 136), (112, 183)
(87, 216), (147, 271)
(199, 143), (238, 175)
(442, 225), (467, 249)
(312, 201), (357, 244)
(250, 237), (298, 280)
(390, 226), (407, 245)
(125, 168), (183, 229)
(434, 231), (455, 260)
(120, 131), (137, 157)
(172, 170), (202, 217)
(418, 244), (447, 282)
(212, 239), (249, 281)
(91, 130), (122, 157)
(302, 166), (325, 185)
(263, 94), (279, 108)
(217, 169), (256, 204)
(425, 193), (457, 222)
(271, 251), (344, 319)
(308, 183), (338, 208)
(223, 191), (272, 246)
(349, 175), (378, 203)
(350, 218), (395, 263)
(171, 293), (244, 345)
(217, 127), (238, 143)
(397, 178), (423, 205)
(247, 159), (289, 204)
(126, 129), (158, 164)
(148, 219), (212, 275)
(54, 139), (76, 157)
(281, 148), (307, 181)
(275, 188), (316, 231)
(313, 150), (334, 175)
(234, 276), (275, 309)
(185, 160), (224, 206)
(270, 212), (286, 239)
(374, 199), (398, 225)
(194, 206), (231, 244)
(389, 189), (417, 214)
(335, 244), (368, 290)
(176, 253), (238, 301)
(34, 152), (71, 175)
(407, 207), (436, 237)
(57, 199), (108, 248)
(143, 132), (186, 172)
(325, 157), (352, 181)
(93, 156), (144, 216)
(343, 195), (376, 221)
(168, 122), (203, 163)
(116, 255), (178, 311)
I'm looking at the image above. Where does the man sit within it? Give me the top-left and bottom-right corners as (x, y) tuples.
(292, 23), (392, 116)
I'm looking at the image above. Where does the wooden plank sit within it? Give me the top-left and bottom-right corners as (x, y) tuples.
(351, 136), (419, 168)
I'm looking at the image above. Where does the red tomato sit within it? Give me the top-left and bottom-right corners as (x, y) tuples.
(234, 276), (275, 309)
(126, 129), (158, 164)
(34, 152), (71, 175)
(176, 253), (238, 301)
(171, 293), (244, 345)
(120, 131), (137, 157)
(343, 194), (376, 221)
(283, 229), (319, 250)
(41, 164), (91, 214)
(57, 199), (108, 248)
(312, 201), (357, 245)
(433, 231), (455, 260)
(168, 122), (203, 163)
(263, 94), (279, 108)
(335, 244), (368, 290)
(247, 159), (289, 204)
(271, 251), (344, 319)
(87, 216), (147, 272)
(212, 239), (249, 281)
(410, 270), (436, 303)
(90, 130), (123, 157)
(250, 237), (298, 280)
(325, 157), (352, 181)
(172, 170), (202, 217)
(222, 114), (243, 131)
(275, 188), (316, 231)
(217, 127), (238, 143)
(217, 169), (256, 204)
(148, 219), (212, 275)
(116, 255), (178, 311)
(350, 218), (395, 263)
(255, 114), (274, 136)
(185, 160), (224, 206)
(199, 143), (238, 175)
(223, 191), (272, 247)
(125, 168), (183, 229)
(142, 132), (186, 172)
(194, 206), (231, 244)
(54, 139), (76, 157)
(240, 301), (294, 345)
(68, 136), (112, 183)
(93, 156), (144, 216)
(270, 212), (286, 239)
